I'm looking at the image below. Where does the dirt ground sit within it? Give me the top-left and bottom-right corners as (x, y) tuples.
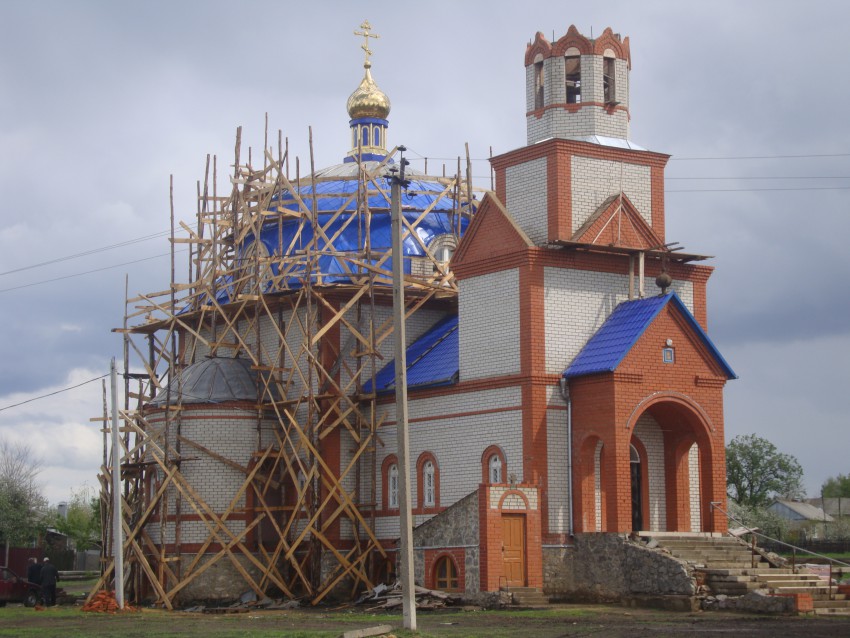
(2, 603), (850, 638)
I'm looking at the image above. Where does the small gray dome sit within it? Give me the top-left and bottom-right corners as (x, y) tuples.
(148, 357), (279, 407)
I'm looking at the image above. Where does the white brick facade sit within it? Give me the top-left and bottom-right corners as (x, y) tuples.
(633, 413), (667, 531)
(371, 385), (523, 539)
(543, 267), (694, 373)
(459, 269), (521, 380)
(689, 443), (702, 532)
(571, 156), (651, 233)
(505, 157), (548, 245)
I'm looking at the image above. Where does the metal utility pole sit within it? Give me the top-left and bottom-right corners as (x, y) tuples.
(110, 358), (125, 608)
(390, 147), (416, 631)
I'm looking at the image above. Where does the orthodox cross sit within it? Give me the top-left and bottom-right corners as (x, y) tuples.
(354, 20), (379, 65)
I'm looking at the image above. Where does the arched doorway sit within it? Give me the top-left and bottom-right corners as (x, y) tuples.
(627, 394), (723, 533)
(629, 444), (643, 531)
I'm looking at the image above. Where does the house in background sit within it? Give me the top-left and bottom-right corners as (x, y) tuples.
(769, 500), (833, 539)
(806, 497), (850, 521)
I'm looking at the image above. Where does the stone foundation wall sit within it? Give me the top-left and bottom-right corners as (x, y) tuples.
(412, 490), (480, 594)
(544, 533), (695, 602)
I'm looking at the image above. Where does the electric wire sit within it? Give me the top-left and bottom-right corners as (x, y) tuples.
(0, 374), (109, 413)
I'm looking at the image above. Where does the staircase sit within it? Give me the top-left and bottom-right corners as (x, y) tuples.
(505, 586), (549, 607)
(645, 532), (850, 615)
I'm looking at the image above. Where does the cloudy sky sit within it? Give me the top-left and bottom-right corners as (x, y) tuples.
(1, 0), (847, 505)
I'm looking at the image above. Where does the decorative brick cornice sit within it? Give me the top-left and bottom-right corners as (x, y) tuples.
(527, 101), (629, 120)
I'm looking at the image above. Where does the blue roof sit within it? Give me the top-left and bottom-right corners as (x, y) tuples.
(563, 292), (736, 380)
(365, 314), (459, 394)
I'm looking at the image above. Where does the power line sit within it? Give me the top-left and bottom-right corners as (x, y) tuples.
(0, 374), (109, 413)
(0, 226), (194, 277)
(670, 153), (850, 161)
(667, 176), (850, 180)
(666, 186), (850, 193)
(0, 250), (187, 294)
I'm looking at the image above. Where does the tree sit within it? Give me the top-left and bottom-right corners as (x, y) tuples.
(726, 433), (804, 507)
(821, 473), (850, 498)
(0, 438), (49, 562)
(53, 485), (102, 550)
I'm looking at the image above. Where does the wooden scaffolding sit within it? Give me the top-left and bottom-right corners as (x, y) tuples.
(93, 126), (482, 607)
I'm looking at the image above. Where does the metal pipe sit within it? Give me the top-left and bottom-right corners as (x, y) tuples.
(559, 377), (574, 537)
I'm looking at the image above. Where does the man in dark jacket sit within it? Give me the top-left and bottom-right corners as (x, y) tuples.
(39, 557), (59, 606)
(26, 557), (42, 586)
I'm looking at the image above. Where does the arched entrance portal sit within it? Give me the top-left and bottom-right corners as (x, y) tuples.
(627, 394), (721, 533)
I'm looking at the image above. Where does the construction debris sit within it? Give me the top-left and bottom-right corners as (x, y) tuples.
(82, 590), (138, 613)
(357, 583), (462, 611)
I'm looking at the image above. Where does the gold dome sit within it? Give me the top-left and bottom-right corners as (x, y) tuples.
(347, 61), (391, 120)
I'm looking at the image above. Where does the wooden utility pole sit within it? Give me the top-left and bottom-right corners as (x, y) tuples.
(390, 147), (416, 632)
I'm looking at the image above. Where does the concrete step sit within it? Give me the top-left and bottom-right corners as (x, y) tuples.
(505, 587), (549, 606)
(770, 585), (834, 595)
(814, 599), (850, 608)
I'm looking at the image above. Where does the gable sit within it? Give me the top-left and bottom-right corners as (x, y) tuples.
(571, 192), (663, 250)
(452, 193), (533, 269)
(563, 292), (735, 380)
(621, 301), (735, 381)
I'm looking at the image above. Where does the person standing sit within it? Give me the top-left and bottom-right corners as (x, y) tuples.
(39, 557), (59, 606)
(26, 557), (42, 586)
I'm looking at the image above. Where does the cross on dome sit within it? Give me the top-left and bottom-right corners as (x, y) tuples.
(354, 20), (379, 69)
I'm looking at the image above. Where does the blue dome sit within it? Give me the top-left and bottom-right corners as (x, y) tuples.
(222, 161), (474, 297)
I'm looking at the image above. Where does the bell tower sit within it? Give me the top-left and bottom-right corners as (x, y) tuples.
(525, 26), (631, 145)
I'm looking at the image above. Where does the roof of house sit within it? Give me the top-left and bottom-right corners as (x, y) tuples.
(562, 292), (736, 379)
(805, 497), (850, 517)
(770, 499), (835, 522)
(365, 314), (459, 394)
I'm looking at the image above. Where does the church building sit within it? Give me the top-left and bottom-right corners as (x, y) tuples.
(115, 23), (735, 607)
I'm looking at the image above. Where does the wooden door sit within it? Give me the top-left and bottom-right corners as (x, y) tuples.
(501, 514), (526, 587)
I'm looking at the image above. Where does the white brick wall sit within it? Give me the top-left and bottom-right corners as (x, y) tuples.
(144, 408), (279, 544)
(633, 413), (667, 531)
(689, 443), (702, 532)
(370, 386), (523, 538)
(593, 440), (603, 532)
(505, 158), (548, 245)
(459, 269), (521, 380)
(571, 156), (651, 233)
(543, 267), (694, 374)
(546, 405), (570, 534)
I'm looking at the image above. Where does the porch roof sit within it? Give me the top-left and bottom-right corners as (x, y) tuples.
(562, 292), (737, 380)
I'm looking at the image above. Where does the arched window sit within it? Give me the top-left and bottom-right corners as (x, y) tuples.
(417, 452), (440, 511)
(565, 55), (581, 104)
(361, 126), (369, 147)
(434, 555), (459, 591)
(388, 464), (399, 509)
(423, 461), (435, 507)
(381, 455), (400, 511)
(534, 60), (545, 109)
(489, 454), (503, 484)
(373, 127), (381, 147)
(481, 445), (507, 484)
(603, 56), (616, 103)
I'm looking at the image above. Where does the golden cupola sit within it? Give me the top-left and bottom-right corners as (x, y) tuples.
(347, 60), (391, 120)
(345, 21), (391, 163)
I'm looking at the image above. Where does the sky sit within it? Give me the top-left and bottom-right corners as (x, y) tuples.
(0, 0), (848, 505)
